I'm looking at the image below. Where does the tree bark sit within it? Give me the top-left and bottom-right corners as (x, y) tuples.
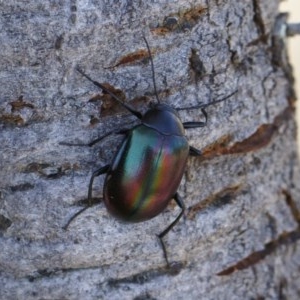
(1, 1), (299, 299)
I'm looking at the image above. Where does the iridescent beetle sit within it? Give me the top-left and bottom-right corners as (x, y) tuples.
(64, 37), (236, 266)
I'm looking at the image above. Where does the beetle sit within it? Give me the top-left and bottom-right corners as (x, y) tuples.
(64, 37), (236, 266)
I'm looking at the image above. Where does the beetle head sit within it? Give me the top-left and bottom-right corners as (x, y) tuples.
(142, 104), (184, 135)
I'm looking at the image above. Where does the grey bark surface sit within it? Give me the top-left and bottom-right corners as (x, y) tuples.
(0, 1), (300, 299)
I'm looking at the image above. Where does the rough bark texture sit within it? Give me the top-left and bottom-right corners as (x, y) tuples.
(0, 1), (299, 299)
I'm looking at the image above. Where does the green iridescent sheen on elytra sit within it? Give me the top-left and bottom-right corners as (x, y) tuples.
(103, 124), (189, 222)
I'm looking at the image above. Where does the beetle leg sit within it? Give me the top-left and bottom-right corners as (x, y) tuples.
(183, 108), (207, 129)
(87, 128), (130, 146)
(157, 193), (185, 267)
(189, 145), (202, 156)
(63, 164), (110, 230)
(59, 128), (130, 147)
(87, 164), (110, 205)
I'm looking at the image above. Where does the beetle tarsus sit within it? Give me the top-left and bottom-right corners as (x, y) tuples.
(63, 165), (110, 230)
(88, 165), (110, 206)
(157, 193), (185, 266)
(63, 206), (91, 230)
(157, 234), (170, 267)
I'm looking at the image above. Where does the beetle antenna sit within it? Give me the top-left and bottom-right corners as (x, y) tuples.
(177, 90), (238, 111)
(143, 36), (160, 103)
(76, 67), (143, 119)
